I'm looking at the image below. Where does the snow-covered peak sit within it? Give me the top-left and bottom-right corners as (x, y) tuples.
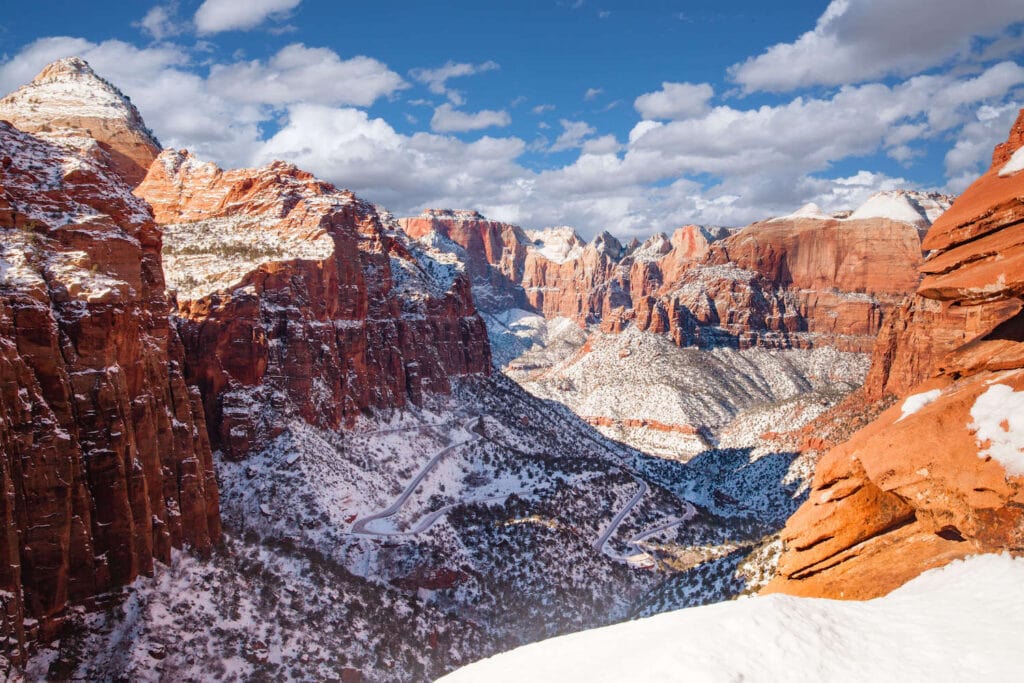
(630, 232), (672, 262)
(526, 226), (585, 264)
(419, 208), (487, 221)
(847, 190), (952, 227)
(0, 56), (159, 147)
(770, 202), (832, 222)
(590, 230), (624, 259)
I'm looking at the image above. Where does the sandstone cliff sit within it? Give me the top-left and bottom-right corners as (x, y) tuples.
(766, 110), (1024, 600)
(401, 193), (948, 354)
(0, 119), (219, 661)
(137, 153), (492, 459)
(0, 58), (161, 187)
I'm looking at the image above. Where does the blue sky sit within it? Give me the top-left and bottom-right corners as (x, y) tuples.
(2, 0), (1024, 237)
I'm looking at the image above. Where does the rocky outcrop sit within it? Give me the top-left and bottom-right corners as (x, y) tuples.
(401, 194), (946, 354)
(0, 120), (219, 661)
(0, 58), (161, 186)
(766, 110), (1024, 600)
(399, 209), (531, 312)
(137, 153), (492, 459)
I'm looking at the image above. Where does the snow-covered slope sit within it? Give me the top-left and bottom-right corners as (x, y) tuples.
(509, 326), (868, 459)
(441, 553), (1024, 683)
(24, 372), (815, 681)
(525, 226), (586, 263)
(847, 190), (953, 227)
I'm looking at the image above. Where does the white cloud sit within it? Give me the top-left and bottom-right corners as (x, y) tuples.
(634, 82), (714, 120)
(549, 119), (596, 152)
(410, 60), (499, 105)
(430, 104), (511, 133)
(207, 44), (407, 107)
(195, 0), (301, 34)
(584, 87), (603, 101)
(731, 0), (1024, 92)
(532, 104), (555, 114)
(256, 104), (526, 211)
(136, 5), (184, 41)
(2, 23), (1022, 240)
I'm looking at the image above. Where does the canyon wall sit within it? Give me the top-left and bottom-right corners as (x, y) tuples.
(400, 192), (949, 354)
(137, 153), (492, 459)
(0, 115), (218, 660)
(766, 110), (1024, 599)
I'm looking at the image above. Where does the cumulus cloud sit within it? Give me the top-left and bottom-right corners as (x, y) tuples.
(207, 44), (406, 107)
(731, 0), (1024, 92)
(136, 5), (184, 41)
(634, 82), (714, 120)
(549, 119), (596, 152)
(584, 87), (603, 101)
(410, 60), (499, 105)
(3, 17), (1022, 239)
(194, 0), (301, 34)
(256, 104), (526, 210)
(430, 104), (511, 133)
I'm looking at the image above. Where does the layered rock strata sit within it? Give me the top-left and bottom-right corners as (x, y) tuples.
(766, 110), (1024, 599)
(0, 119), (219, 660)
(136, 153), (492, 459)
(401, 193), (950, 354)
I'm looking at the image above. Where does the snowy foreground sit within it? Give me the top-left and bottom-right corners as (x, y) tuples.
(440, 554), (1024, 682)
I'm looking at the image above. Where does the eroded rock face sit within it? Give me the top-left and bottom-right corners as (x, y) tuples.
(766, 110), (1024, 600)
(0, 57), (161, 186)
(401, 206), (934, 353)
(0, 121), (219, 659)
(137, 153), (492, 459)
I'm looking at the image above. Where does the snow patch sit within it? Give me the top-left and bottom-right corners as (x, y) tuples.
(848, 192), (928, 225)
(897, 389), (941, 422)
(526, 227), (585, 264)
(770, 202), (831, 222)
(998, 146), (1024, 177)
(969, 383), (1024, 476)
(441, 553), (1024, 683)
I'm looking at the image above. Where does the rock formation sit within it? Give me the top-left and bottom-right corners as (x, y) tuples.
(0, 57), (161, 186)
(401, 192), (949, 354)
(0, 119), (218, 661)
(765, 110), (1024, 600)
(136, 153), (492, 459)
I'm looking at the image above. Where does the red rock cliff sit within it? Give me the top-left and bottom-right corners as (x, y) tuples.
(0, 120), (219, 661)
(137, 153), (492, 459)
(401, 204), (936, 353)
(765, 110), (1024, 600)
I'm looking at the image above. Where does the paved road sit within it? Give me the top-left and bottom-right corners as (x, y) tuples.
(351, 417), (481, 535)
(592, 480), (649, 552)
(627, 501), (698, 546)
(351, 416), (697, 558)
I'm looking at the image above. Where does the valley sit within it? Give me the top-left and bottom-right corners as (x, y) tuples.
(2, 4), (1024, 678)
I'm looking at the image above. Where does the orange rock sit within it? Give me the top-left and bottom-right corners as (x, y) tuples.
(400, 209), (926, 353)
(0, 120), (217, 657)
(768, 108), (1024, 600)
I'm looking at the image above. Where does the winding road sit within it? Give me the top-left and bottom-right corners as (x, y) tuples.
(351, 417), (483, 535)
(350, 414), (697, 561)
